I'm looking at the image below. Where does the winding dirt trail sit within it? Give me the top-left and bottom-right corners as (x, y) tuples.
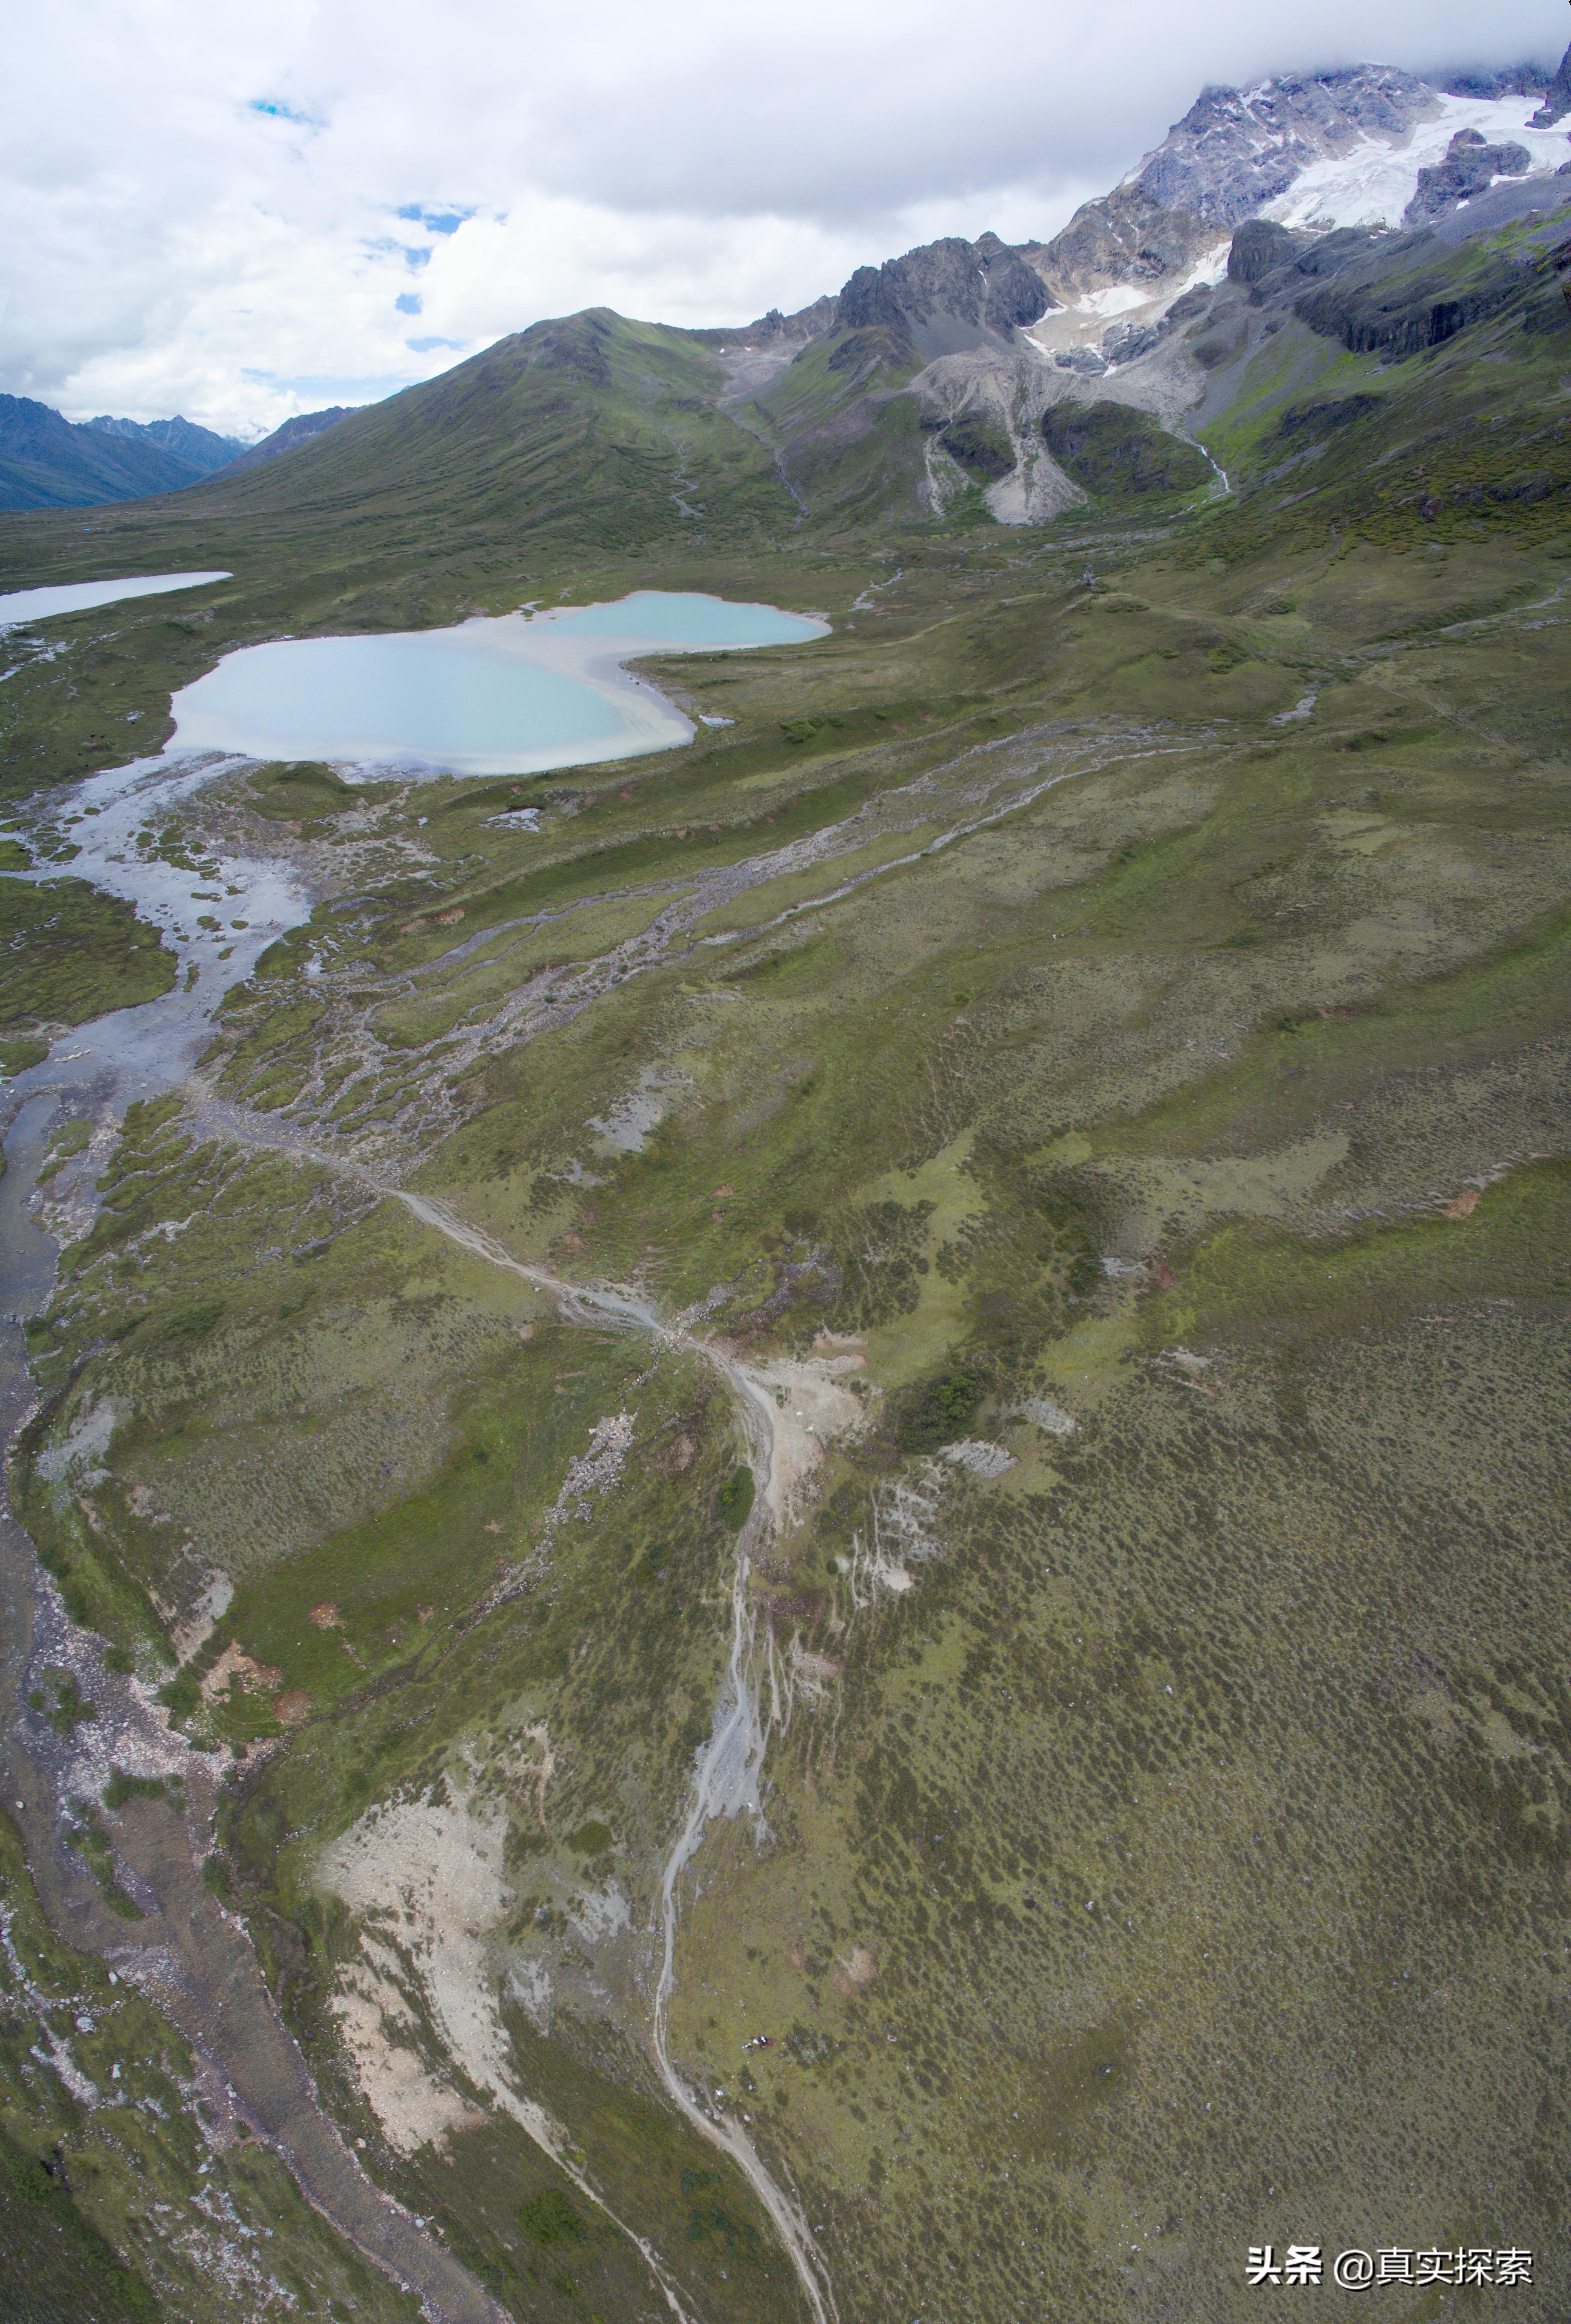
(0, 678), (1140, 2324)
(8, 1084), (834, 2320)
(392, 1192), (837, 2324)
(1, 699), (1174, 2323)
(169, 1139), (839, 2322)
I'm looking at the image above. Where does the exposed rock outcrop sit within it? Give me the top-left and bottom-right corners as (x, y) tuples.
(1404, 128), (1532, 226)
(1528, 40), (1571, 127)
(1101, 320), (1162, 365)
(1227, 218), (1306, 285)
(1021, 184), (1216, 301)
(713, 235), (1050, 367)
(693, 295), (840, 353)
(837, 233), (1050, 356)
(1294, 247), (1523, 358)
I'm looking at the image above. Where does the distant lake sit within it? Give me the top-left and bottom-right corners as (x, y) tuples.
(0, 570), (232, 626)
(169, 591), (828, 776)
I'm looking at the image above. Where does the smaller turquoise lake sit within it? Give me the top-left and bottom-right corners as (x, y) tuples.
(169, 591), (828, 776)
(0, 570), (232, 627)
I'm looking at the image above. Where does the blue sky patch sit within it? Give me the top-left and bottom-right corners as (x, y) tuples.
(407, 336), (464, 354)
(395, 292), (422, 316)
(395, 204), (472, 236)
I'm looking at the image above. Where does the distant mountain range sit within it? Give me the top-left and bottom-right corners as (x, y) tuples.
(0, 399), (359, 512)
(84, 411), (245, 477)
(2, 50), (1566, 528)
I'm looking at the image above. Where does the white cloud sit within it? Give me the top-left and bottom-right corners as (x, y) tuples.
(0, 0), (1563, 434)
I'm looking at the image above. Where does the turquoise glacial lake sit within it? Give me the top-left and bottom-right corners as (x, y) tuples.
(0, 570), (232, 626)
(169, 591), (828, 776)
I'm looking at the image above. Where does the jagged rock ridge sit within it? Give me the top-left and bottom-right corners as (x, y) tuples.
(86, 413), (244, 476)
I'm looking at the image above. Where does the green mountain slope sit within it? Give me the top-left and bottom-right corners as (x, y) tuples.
(196, 309), (798, 559)
(1183, 203), (1571, 551)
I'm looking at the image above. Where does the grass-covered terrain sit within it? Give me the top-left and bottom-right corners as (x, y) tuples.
(0, 874), (175, 1073)
(2, 189), (1570, 2321)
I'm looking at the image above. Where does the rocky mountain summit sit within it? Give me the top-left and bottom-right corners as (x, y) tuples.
(85, 411), (244, 476)
(704, 232), (1050, 363)
(720, 47), (1571, 383)
(834, 232), (1050, 354)
(1023, 50), (1571, 306)
(1125, 65), (1440, 225)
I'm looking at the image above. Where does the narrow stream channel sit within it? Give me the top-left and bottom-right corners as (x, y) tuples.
(0, 632), (836, 2319)
(0, 754), (516, 2322)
